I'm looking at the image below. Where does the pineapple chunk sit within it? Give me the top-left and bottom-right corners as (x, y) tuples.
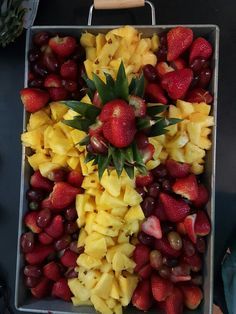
(123, 220), (140, 235)
(91, 295), (112, 314)
(168, 148), (186, 163)
(76, 194), (90, 227)
(49, 128), (73, 155)
(112, 252), (136, 272)
(51, 154), (67, 167)
(165, 131), (189, 149)
(84, 59), (93, 80)
(39, 162), (59, 178)
(118, 275), (138, 306)
(80, 32), (96, 47)
(187, 122), (202, 145)
(78, 228), (87, 247)
(96, 33), (106, 54)
(151, 33), (159, 52)
(142, 52), (157, 66)
(201, 127), (212, 137)
(84, 212), (96, 234)
(67, 156), (80, 170)
(85, 237), (107, 259)
(86, 47), (97, 61)
(149, 138), (163, 159)
(99, 190), (126, 208)
(21, 129), (43, 150)
(169, 104), (182, 119)
(97, 34), (120, 66)
(190, 112), (214, 127)
(184, 142), (206, 163)
(27, 152), (50, 171)
(110, 25), (138, 44)
(106, 243), (135, 263)
(198, 137), (212, 150)
(82, 173), (99, 189)
(111, 207), (128, 218)
(92, 273), (114, 299)
(100, 261), (112, 273)
(77, 253), (102, 270)
(193, 102), (211, 115)
(176, 99), (194, 118)
(118, 231), (129, 244)
(124, 205), (145, 222)
(106, 298), (117, 310)
(114, 304), (123, 314)
(123, 185), (142, 206)
(110, 278), (120, 300)
(72, 297), (92, 306)
(83, 270), (101, 290)
(29, 110), (52, 129)
(96, 210), (123, 229)
(68, 278), (90, 301)
(50, 102), (68, 121)
(146, 159), (161, 170)
(191, 162), (204, 175)
(92, 223), (119, 237)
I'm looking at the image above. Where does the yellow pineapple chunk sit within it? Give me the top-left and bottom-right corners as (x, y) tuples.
(110, 25), (138, 44)
(82, 173), (99, 189)
(67, 156), (80, 170)
(187, 122), (202, 145)
(198, 137), (212, 150)
(90, 295), (112, 314)
(100, 171), (122, 197)
(106, 298), (116, 309)
(118, 231), (129, 244)
(149, 138), (163, 159)
(169, 104), (182, 119)
(97, 35), (120, 66)
(124, 205), (145, 222)
(76, 194), (90, 227)
(146, 159), (161, 170)
(184, 142), (206, 163)
(96, 33), (106, 54)
(68, 278), (90, 301)
(123, 185), (142, 206)
(142, 52), (157, 66)
(72, 297), (92, 306)
(176, 99), (194, 118)
(27, 152), (50, 171)
(118, 275), (138, 306)
(106, 243), (135, 263)
(21, 129), (43, 150)
(51, 154), (67, 167)
(92, 273), (114, 299)
(166, 131), (189, 149)
(39, 162), (59, 178)
(77, 253), (102, 270)
(201, 127), (212, 137)
(191, 162), (204, 175)
(84, 59), (93, 80)
(49, 128), (73, 155)
(151, 33), (159, 52)
(112, 252), (136, 272)
(96, 210), (123, 229)
(114, 304), (123, 314)
(80, 32), (96, 47)
(78, 228), (87, 247)
(29, 110), (52, 130)
(193, 102), (211, 115)
(159, 150), (168, 161)
(85, 237), (107, 259)
(83, 270), (101, 290)
(50, 102), (68, 121)
(92, 223), (119, 237)
(168, 148), (186, 163)
(100, 260), (112, 273)
(86, 47), (97, 61)
(110, 278), (120, 300)
(99, 190), (126, 208)
(111, 207), (128, 218)
(84, 212), (96, 234)
(123, 220), (140, 235)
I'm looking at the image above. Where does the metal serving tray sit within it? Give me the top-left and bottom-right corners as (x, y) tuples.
(15, 5), (219, 313)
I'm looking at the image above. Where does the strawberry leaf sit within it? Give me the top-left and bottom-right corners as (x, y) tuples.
(124, 165), (134, 179)
(136, 117), (151, 130)
(122, 146), (134, 164)
(115, 61), (129, 101)
(105, 73), (115, 86)
(98, 154), (111, 180)
(132, 142), (146, 168)
(147, 104), (169, 116)
(92, 73), (116, 105)
(110, 147), (124, 177)
(85, 152), (96, 163)
(149, 117), (182, 136)
(63, 117), (91, 132)
(129, 77), (136, 94)
(79, 135), (90, 146)
(82, 73), (96, 92)
(61, 101), (100, 121)
(130, 74), (145, 97)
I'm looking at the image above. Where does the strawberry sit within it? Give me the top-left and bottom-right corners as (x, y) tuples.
(24, 211), (42, 234)
(52, 278), (72, 302)
(50, 182), (80, 209)
(30, 170), (53, 191)
(67, 170), (84, 188)
(151, 274), (173, 301)
(142, 216), (162, 239)
(193, 184), (209, 208)
(176, 222), (187, 235)
(180, 284), (203, 310)
(189, 37), (213, 63)
(161, 68), (193, 100)
(155, 238), (181, 258)
(31, 277), (51, 299)
(43, 261), (61, 281)
(166, 159), (190, 178)
(25, 244), (54, 265)
(45, 215), (64, 239)
(48, 86), (68, 101)
(99, 99), (135, 122)
(170, 58), (186, 70)
(184, 214), (197, 244)
(49, 36), (76, 57)
(138, 263), (152, 279)
(136, 171), (154, 187)
(170, 274), (191, 283)
(160, 193), (190, 222)
(145, 83), (168, 104)
(194, 210), (211, 236)
(44, 74), (62, 88)
(103, 117), (136, 148)
(167, 27), (193, 61)
(38, 232), (54, 245)
(133, 244), (150, 272)
(172, 174), (198, 201)
(20, 88), (49, 113)
(40, 196), (54, 210)
(164, 287), (184, 314)
(129, 95), (147, 117)
(153, 201), (168, 221)
(93, 91), (102, 108)
(88, 119), (103, 136)
(60, 249), (77, 268)
(139, 143), (155, 163)
(185, 87), (213, 103)
(156, 62), (174, 78)
(183, 253), (202, 272)
(60, 60), (78, 80)
(132, 279), (152, 311)
(62, 80), (78, 92)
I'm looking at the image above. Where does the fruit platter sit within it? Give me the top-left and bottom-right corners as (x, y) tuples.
(15, 14), (219, 314)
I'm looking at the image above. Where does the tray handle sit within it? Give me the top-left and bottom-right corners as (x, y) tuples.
(88, 0), (156, 25)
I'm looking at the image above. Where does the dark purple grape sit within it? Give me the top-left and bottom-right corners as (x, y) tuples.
(72, 45), (86, 62)
(28, 201), (39, 211)
(24, 265), (42, 278)
(28, 78), (44, 88)
(138, 231), (154, 247)
(141, 196), (155, 217)
(148, 182), (161, 198)
(47, 169), (67, 182)
(33, 62), (48, 77)
(36, 208), (51, 228)
(136, 186), (146, 198)
(163, 257), (179, 268)
(21, 232), (34, 253)
(64, 268), (78, 279)
(33, 31), (50, 46)
(143, 64), (158, 82)
(71, 90), (85, 100)
(55, 235), (72, 251)
(152, 164), (167, 178)
(162, 222), (175, 234)
(190, 75), (199, 89)
(196, 237), (206, 253)
(65, 222), (78, 234)
(198, 68), (212, 88)
(183, 238), (195, 257)
(25, 276), (40, 288)
(156, 33), (167, 62)
(150, 250), (163, 270)
(28, 49), (41, 63)
(69, 241), (84, 254)
(27, 189), (45, 202)
(189, 58), (210, 74)
(65, 207), (77, 221)
(172, 264), (191, 276)
(159, 265), (171, 279)
(135, 132), (149, 149)
(86, 143), (95, 154)
(191, 275), (203, 285)
(42, 51), (59, 73)
(90, 135), (108, 154)
(161, 179), (172, 192)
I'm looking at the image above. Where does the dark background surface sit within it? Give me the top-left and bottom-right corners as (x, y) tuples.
(0, 0), (235, 312)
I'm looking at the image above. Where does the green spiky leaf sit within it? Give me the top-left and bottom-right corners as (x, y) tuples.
(115, 62), (129, 101)
(85, 152), (96, 163)
(147, 104), (169, 116)
(130, 74), (145, 97)
(92, 73), (116, 105)
(122, 146), (134, 164)
(149, 118), (182, 136)
(104, 72), (115, 86)
(61, 101), (100, 121)
(63, 117), (91, 132)
(79, 135), (90, 146)
(124, 165), (134, 179)
(98, 154), (111, 180)
(82, 73), (96, 92)
(110, 147), (124, 177)
(136, 117), (152, 130)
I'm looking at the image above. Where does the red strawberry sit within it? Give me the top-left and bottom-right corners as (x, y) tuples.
(170, 274), (191, 283)
(88, 119), (103, 136)
(67, 170), (84, 188)
(43, 261), (61, 281)
(136, 171), (154, 187)
(25, 244), (54, 265)
(93, 91), (102, 108)
(139, 143), (155, 163)
(173, 174), (198, 201)
(164, 287), (184, 314)
(44, 74), (62, 88)
(31, 277), (51, 299)
(49, 36), (76, 57)
(103, 117), (136, 148)
(99, 99), (135, 122)
(142, 216), (162, 239)
(156, 62), (174, 78)
(154, 201), (168, 221)
(52, 278), (72, 302)
(155, 238), (181, 258)
(151, 274), (173, 301)
(41, 196), (54, 210)
(132, 279), (152, 311)
(167, 27), (193, 61)
(24, 211), (42, 234)
(60, 60), (78, 80)
(60, 249), (77, 268)
(160, 193), (190, 222)
(170, 58), (186, 70)
(180, 284), (203, 310)
(138, 263), (152, 279)
(189, 37), (213, 63)
(145, 83), (168, 104)
(20, 88), (49, 113)
(49, 86), (68, 101)
(193, 184), (209, 208)
(129, 95), (147, 117)
(194, 210), (211, 236)
(30, 171), (53, 191)
(162, 68), (193, 100)
(62, 80), (78, 92)
(133, 244), (150, 272)
(50, 182), (80, 209)
(166, 159), (191, 178)
(184, 214), (197, 244)
(177, 222), (187, 235)
(38, 232), (54, 245)
(185, 87), (213, 103)
(45, 215), (64, 239)
(183, 253), (202, 272)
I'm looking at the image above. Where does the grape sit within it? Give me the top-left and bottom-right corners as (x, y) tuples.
(135, 132), (149, 149)
(86, 143), (95, 154)
(47, 169), (67, 182)
(148, 182), (161, 198)
(69, 241), (84, 254)
(24, 265), (42, 278)
(33, 63), (48, 77)
(137, 231), (154, 247)
(28, 49), (41, 63)
(172, 264), (191, 276)
(72, 45), (86, 62)
(27, 189), (45, 202)
(196, 237), (206, 253)
(198, 68), (212, 88)
(189, 58), (210, 74)
(161, 179), (172, 192)
(141, 196), (155, 217)
(28, 78), (44, 88)
(167, 231), (182, 250)
(65, 222), (78, 234)
(64, 268), (78, 279)
(162, 222), (175, 234)
(36, 208), (51, 228)
(55, 235), (72, 251)
(183, 238), (195, 257)
(152, 164), (167, 178)
(191, 275), (203, 286)
(136, 186), (146, 198)
(63, 80), (78, 92)
(159, 265), (171, 279)
(156, 33), (167, 62)
(28, 201), (39, 211)
(143, 64), (158, 82)
(21, 232), (34, 253)
(150, 250), (163, 270)
(42, 51), (59, 73)
(90, 135), (108, 154)
(163, 257), (179, 268)
(25, 276), (40, 288)
(65, 207), (77, 221)
(33, 31), (50, 46)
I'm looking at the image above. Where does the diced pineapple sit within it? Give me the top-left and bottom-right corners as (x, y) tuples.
(111, 207), (128, 218)
(67, 156), (80, 170)
(159, 150), (168, 161)
(80, 32), (96, 47)
(29, 110), (52, 130)
(91, 295), (113, 314)
(77, 253), (102, 270)
(78, 228), (87, 247)
(151, 33), (159, 52)
(118, 231), (129, 244)
(72, 297), (92, 306)
(193, 102), (211, 115)
(142, 52), (157, 66)
(27, 152), (51, 171)
(198, 137), (212, 150)
(50, 102), (68, 121)
(96, 210), (123, 229)
(149, 138), (163, 159)
(63, 108), (79, 120)
(124, 205), (145, 222)
(84, 212), (96, 234)
(176, 99), (195, 118)
(82, 173), (99, 189)
(68, 278), (90, 301)
(85, 237), (107, 259)
(184, 142), (206, 163)
(51, 154), (67, 167)
(81, 94), (92, 104)
(169, 104), (182, 119)
(21, 129), (43, 150)
(100, 260), (112, 273)
(110, 278), (120, 300)
(146, 159), (161, 170)
(123, 185), (142, 206)
(92, 223), (119, 237)
(86, 47), (97, 61)
(84, 59), (93, 80)
(49, 128), (73, 155)
(118, 275), (138, 306)
(165, 131), (189, 149)
(98, 35), (120, 66)
(76, 194), (90, 227)
(123, 220), (140, 235)
(166, 124), (178, 137)
(114, 304), (123, 314)
(187, 122), (202, 145)
(112, 252), (136, 272)
(106, 243), (135, 263)
(39, 162), (59, 178)
(106, 298), (117, 310)
(191, 162), (204, 175)
(92, 272), (114, 299)
(201, 127), (212, 137)
(99, 190), (126, 208)
(168, 148), (186, 163)
(83, 270), (101, 290)
(190, 112), (214, 127)
(96, 33), (106, 54)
